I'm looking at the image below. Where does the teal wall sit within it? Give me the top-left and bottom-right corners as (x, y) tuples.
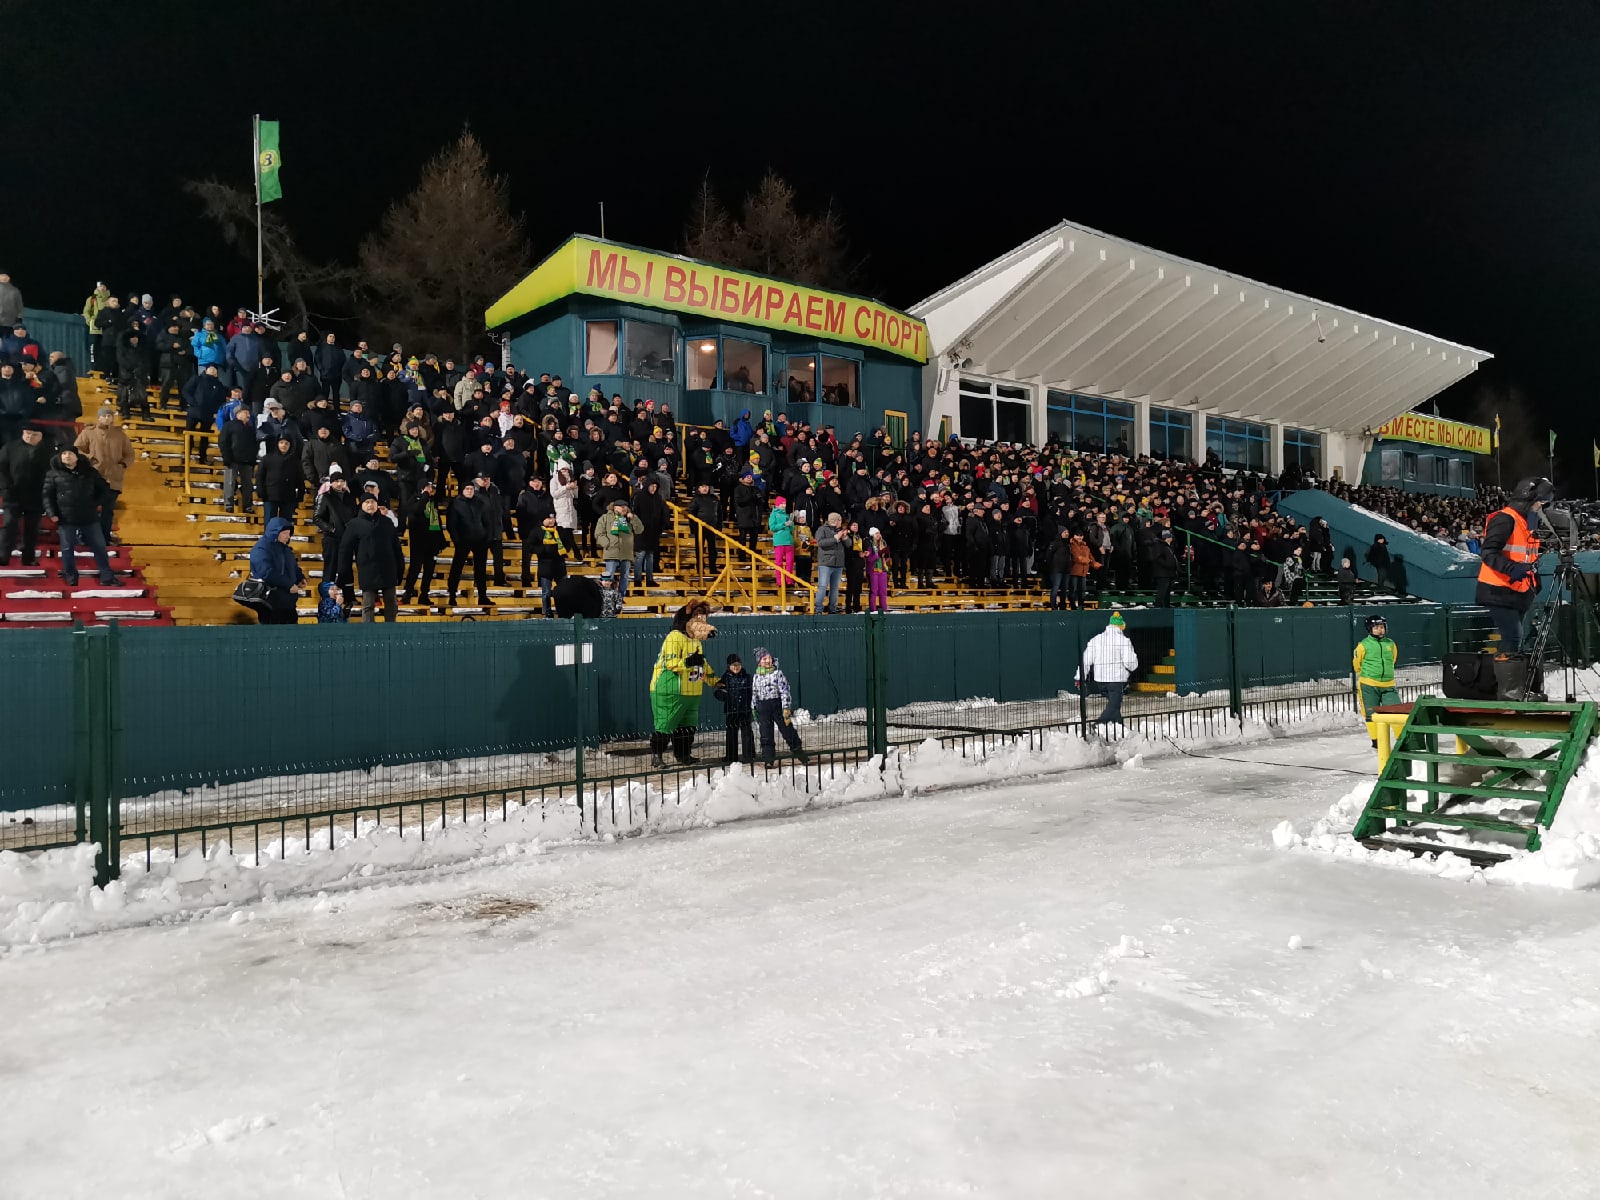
(504, 297), (921, 438)
(18, 307), (92, 374)
(1278, 489), (1482, 604)
(1361, 438), (1481, 498)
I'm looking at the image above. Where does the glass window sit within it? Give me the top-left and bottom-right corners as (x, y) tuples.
(960, 392), (995, 440)
(1380, 449), (1401, 482)
(686, 338), (718, 390)
(995, 399), (1030, 444)
(1209, 417), (1269, 471)
(1402, 451), (1418, 481)
(960, 377), (1030, 444)
(820, 356), (859, 408)
(1284, 427), (1322, 474)
(623, 321), (675, 382)
(786, 356), (816, 405)
(1150, 405), (1193, 462)
(1418, 455), (1435, 485)
(723, 338), (764, 395)
(1462, 458), (1474, 489)
(1047, 408), (1072, 445)
(585, 321), (618, 375)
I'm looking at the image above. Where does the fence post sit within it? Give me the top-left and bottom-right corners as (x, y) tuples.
(1226, 606), (1242, 720)
(1349, 607), (1361, 714)
(873, 616), (889, 759)
(571, 617), (588, 834)
(105, 620), (122, 879)
(1076, 616), (1089, 737)
(71, 627), (90, 847)
(81, 626), (118, 886)
(1441, 605), (1454, 659)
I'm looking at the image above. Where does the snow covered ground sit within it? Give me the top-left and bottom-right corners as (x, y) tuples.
(9, 729), (1600, 1199)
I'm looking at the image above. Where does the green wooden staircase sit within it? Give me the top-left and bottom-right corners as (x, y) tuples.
(1352, 697), (1598, 864)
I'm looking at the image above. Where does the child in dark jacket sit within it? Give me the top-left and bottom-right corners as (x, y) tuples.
(713, 652), (755, 764)
(316, 581), (348, 623)
(1337, 556), (1358, 604)
(750, 646), (807, 766)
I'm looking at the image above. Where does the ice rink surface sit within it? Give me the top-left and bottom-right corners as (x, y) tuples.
(9, 731), (1600, 1199)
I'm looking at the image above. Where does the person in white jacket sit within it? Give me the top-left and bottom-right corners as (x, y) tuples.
(1074, 611), (1139, 727)
(550, 467), (580, 559)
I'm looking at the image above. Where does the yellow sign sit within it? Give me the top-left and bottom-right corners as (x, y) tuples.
(486, 237), (929, 362)
(1373, 412), (1491, 455)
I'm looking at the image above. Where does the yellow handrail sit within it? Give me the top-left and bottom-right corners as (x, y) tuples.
(666, 500), (815, 612)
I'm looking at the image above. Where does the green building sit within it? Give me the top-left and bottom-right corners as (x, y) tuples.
(485, 236), (929, 444)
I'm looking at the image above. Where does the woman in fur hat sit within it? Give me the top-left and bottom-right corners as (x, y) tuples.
(648, 599), (718, 767)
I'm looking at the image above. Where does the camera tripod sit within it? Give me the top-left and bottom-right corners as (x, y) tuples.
(1522, 511), (1600, 703)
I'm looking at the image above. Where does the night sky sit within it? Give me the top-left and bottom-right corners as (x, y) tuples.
(7, 1), (1598, 487)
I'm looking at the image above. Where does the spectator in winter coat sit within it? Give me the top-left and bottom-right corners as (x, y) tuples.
(115, 328), (150, 417)
(0, 273), (22, 329)
(0, 424), (52, 565)
(302, 423), (350, 484)
(1074, 612), (1139, 727)
(526, 515), (568, 616)
(315, 581), (348, 623)
(246, 517), (306, 623)
(218, 402), (258, 513)
(713, 652), (756, 764)
(1066, 532), (1101, 611)
(182, 363), (226, 462)
(257, 437), (306, 523)
(1365, 534), (1391, 588)
(402, 480), (448, 606)
(1149, 529), (1180, 608)
(733, 475), (765, 552)
(750, 646), (807, 766)
(313, 333), (345, 401)
(73, 407), (135, 542)
(1042, 527), (1074, 610)
(338, 493), (406, 622)
(47, 352), (83, 425)
(1337, 556), (1358, 604)
(42, 449), (122, 588)
(688, 481), (721, 575)
(312, 470), (358, 586)
(445, 481), (494, 607)
(813, 513), (846, 614)
(596, 498), (644, 598)
(154, 322), (192, 408)
(340, 398), (378, 462)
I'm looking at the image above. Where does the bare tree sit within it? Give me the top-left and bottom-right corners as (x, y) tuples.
(680, 171), (859, 290)
(184, 178), (357, 332)
(357, 130), (530, 360)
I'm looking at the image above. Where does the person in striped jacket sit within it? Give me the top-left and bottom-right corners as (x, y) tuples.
(751, 647), (808, 767)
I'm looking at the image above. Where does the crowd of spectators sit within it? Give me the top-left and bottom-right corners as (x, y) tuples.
(7, 271), (1561, 622)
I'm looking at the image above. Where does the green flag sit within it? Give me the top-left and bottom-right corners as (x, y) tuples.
(256, 118), (282, 203)
(1550, 430), (1558, 454)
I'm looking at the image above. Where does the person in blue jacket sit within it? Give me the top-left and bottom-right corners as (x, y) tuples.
(247, 517), (307, 624)
(731, 409), (754, 449)
(190, 317), (228, 370)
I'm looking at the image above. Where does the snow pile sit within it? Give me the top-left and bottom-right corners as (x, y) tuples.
(0, 797), (584, 947)
(3, 701), (1364, 947)
(1274, 743), (1600, 890)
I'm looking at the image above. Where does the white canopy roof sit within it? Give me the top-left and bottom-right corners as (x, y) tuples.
(911, 221), (1491, 435)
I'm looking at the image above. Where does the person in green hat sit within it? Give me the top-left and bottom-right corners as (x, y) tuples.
(1074, 611), (1140, 728)
(1353, 614), (1400, 743)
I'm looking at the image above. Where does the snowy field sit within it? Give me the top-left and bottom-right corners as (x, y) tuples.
(9, 728), (1600, 1199)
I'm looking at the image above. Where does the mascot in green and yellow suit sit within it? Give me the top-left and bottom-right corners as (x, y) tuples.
(649, 599), (718, 767)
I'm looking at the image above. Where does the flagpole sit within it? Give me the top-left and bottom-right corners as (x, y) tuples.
(253, 113), (264, 314)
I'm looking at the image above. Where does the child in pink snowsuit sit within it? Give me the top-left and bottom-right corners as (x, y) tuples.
(866, 528), (891, 613)
(768, 496), (797, 587)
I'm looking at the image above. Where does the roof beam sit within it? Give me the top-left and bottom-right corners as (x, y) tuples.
(1140, 294), (1282, 399)
(1011, 265), (1171, 380)
(965, 246), (1108, 365)
(1279, 342), (1442, 428)
(1224, 318), (1366, 415)
(1117, 291), (1259, 399)
(1167, 302), (1302, 404)
(1076, 281), (1222, 394)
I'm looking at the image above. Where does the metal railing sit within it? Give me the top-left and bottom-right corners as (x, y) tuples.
(665, 501), (816, 611)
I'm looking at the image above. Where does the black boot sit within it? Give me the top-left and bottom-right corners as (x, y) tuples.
(671, 728), (698, 765)
(649, 731), (670, 770)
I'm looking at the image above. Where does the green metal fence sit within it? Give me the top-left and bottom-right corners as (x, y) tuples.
(0, 605), (1503, 883)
